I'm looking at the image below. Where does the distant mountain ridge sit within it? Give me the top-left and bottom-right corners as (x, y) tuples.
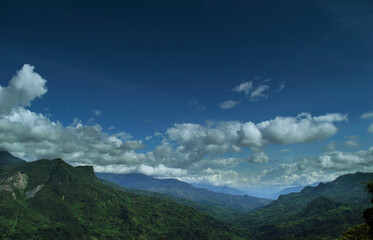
(270, 182), (319, 199)
(0, 151), (26, 165)
(97, 172), (272, 213)
(234, 171), (373, 240)
(191, 183), (245, 195)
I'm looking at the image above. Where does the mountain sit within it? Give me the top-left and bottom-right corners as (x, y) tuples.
(270, 183), (319, 199)
(97, 172), (272, 214)
(0, 155), (248, 239)
(0, 151), (26, 165)
(234, 172), (373, 240)
(191, 183), (244, 195)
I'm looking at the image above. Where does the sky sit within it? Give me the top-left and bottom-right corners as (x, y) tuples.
(0, 0), (373, 192)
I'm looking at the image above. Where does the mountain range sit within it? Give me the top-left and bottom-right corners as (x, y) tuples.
(1, 150), (373, 240)
(190, 183), (245, 195)
(0, 151), (247, 239)
(96, 172), (272, 214)
(235, 172), (373, 239)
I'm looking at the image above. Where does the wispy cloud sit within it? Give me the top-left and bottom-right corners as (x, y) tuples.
(93, 109), (102, 116)
(368, 123), (373, 134)
(324, 141), (336, 151)
(361, 111), (373, 119)
(344, 135), (359, 148)
(233, 81), (253, 96)
(278, 81), (285, 92)
(279, 148), (292, 153)
(219, 100), (239, 109)
(250, 84), (269, 102)
(187, 98), (206, 112)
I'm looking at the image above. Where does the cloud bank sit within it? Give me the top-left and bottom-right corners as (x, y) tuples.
(0, 65), (354, 188)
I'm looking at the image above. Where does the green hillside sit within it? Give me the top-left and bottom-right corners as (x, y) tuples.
(0, 154), (248, 240)
(234, 172), (373, 240)
(120, 187), (244, 222)
(338, 181), (373, 240)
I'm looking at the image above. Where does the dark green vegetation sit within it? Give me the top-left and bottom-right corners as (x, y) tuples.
(119, 187), (243, 222)
(97, 173), (271, 214)
(235, 172), (373, 240)
(0, 152), (248, 240)
(338, 181), (373, 240)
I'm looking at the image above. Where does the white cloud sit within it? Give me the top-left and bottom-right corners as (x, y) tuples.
(153, 112), (345, 168)
(219, 100), (239, 109)
(250, 84), (269, 102)
(0, 64), (47, 115)
(368, 123), (373, 134)
(0, 107), (148, 166)
(179, 168), (248, 187)
(257, 113), (347, 144)
(233, 81), (253, 96)
(248, 152), (269, 163)
(93, 109), (102, 116)
(361, 111), (373, 119)
(318, 149), (373, 170)
(94, 164), (188, 177)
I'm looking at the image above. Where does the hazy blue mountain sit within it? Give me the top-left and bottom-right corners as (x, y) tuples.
(97, 172), (272, 213)
(270, 182), (319, 199)
(234, 172), (373, 240)
(191, 183), (244, 195)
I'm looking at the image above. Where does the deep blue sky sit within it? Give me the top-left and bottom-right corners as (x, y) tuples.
(0, 0), (372, 191)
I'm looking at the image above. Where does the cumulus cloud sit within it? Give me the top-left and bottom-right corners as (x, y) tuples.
(233, 81), (252, 96)
(250, 84), (269, 101)
(219, 100), (239, 109)
(318, 148), (373, 170)
(151, 112), (346, 169)
(0, 64), (47, 115)
(257, 113), (347, 144)
(0, 107), (149, 166)
(361, 111), (373, 119)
